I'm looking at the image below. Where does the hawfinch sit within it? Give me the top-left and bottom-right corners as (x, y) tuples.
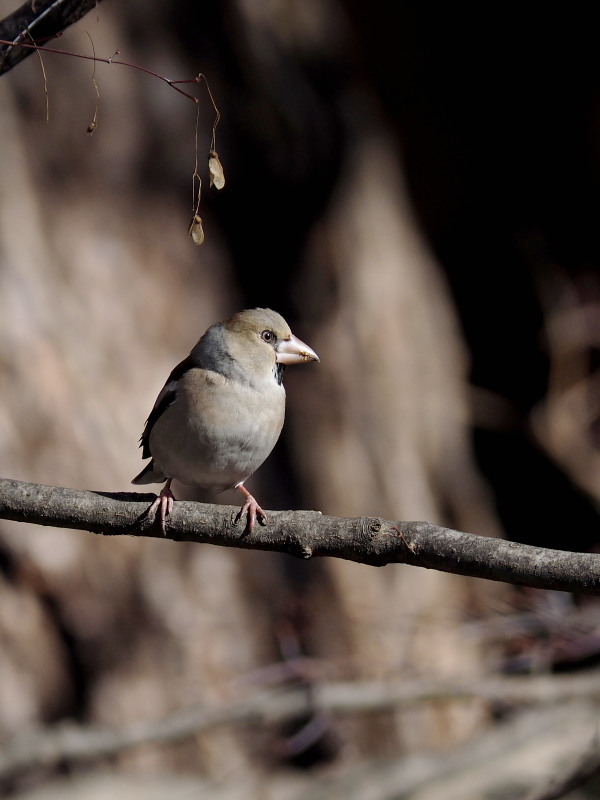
(132, 308), (319, 532)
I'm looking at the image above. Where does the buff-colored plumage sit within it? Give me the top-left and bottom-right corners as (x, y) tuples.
(132, 308), (319, 531)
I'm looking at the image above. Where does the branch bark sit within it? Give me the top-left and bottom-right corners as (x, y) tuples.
(0, 0), (104, 76)
(1, 476), (600, 592)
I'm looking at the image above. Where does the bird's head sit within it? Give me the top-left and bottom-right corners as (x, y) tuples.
(223, 308), (319, 382)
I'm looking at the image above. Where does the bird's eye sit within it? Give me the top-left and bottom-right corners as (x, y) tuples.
(261, 330), (275, 343)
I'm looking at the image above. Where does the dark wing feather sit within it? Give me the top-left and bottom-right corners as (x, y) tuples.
(139, 355), (196, 458)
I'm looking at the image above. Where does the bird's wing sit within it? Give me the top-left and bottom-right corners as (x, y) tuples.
(139, 355), (196, 458)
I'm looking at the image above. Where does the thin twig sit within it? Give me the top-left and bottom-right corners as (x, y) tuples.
(172, 74), (221, 149)
(24, 28), (49, 121)
(84, 30), (99, 133)
(0, 39), (204, 102)
(192, 102), (202, 216)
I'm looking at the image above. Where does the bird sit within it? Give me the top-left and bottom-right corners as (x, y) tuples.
(132, 308), (319, 532)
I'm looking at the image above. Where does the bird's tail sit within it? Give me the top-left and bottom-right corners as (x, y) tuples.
(131, 460), (166, 485)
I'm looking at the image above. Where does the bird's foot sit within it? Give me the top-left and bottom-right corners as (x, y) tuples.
(235, 484), (267, 533)
(144, 479), (175, 535)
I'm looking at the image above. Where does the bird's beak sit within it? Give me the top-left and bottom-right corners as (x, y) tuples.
(276, 334), (320, 365)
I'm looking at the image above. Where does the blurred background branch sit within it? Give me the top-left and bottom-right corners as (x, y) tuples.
(3, 677), (600, 797)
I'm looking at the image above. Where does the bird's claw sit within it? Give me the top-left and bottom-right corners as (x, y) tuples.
(145, 481), (175, 535)
(235, 486), (267, 533)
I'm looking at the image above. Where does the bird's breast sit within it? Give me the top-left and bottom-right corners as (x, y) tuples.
(148, 370), (286, 490)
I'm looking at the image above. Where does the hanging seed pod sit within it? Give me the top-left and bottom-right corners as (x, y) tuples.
(208, 150), (225, 189)
(188, 215), (205, 245)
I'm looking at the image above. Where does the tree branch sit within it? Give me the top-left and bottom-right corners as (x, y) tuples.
(0, 0), (104, 77)
(1, 476), (600, 592)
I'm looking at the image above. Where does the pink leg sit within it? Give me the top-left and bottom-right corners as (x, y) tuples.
(235, 483), (267, 531)
(145, 478), (175, 534)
